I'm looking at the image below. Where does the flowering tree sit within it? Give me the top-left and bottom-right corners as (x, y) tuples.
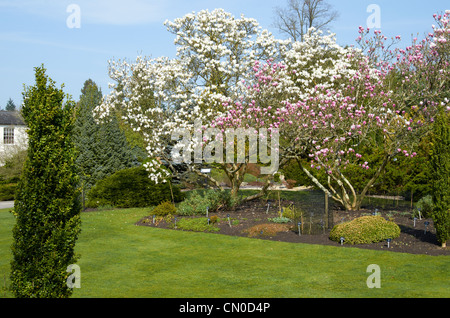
(216, 13), (449, 210)
(96, 9), (289, 199)
(97, 9), (449, 210)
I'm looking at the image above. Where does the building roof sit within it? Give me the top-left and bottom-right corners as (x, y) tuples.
(0, 111), (25, 126)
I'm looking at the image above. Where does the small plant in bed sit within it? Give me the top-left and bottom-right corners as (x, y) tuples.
(244, 223), (291, 238)
(172, 217), (220, 233)
(268, 217), (292, 224)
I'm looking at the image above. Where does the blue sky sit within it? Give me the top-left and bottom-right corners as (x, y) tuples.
(0, 0), (448, 108)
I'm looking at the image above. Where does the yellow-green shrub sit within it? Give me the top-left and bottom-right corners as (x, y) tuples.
(329, 215), (400, 245)
(281, 205), (303, 220)
(152, 201), (177, 216)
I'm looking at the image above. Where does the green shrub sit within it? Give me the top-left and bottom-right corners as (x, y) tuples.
(177, 191), (208, 216)
(0, 183), (17, 201)
(281, 205), (303, 221)
(86, 166), (184, 208)
(174, 217), (220, 233)
(329, 216), (400, 245)
(10, 66), (81, 298)
(152, 201), (177, 217)
(414, 195), (434, 218)
(177, 190), (236, 216)
(268, 217), (291, 224)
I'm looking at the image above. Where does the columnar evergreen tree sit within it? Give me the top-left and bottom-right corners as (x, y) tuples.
(74, 79), (102, 190)
(430, 107), (450, 248)
(10, 65), (81, 298)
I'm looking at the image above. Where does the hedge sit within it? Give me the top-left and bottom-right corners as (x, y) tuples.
(86, 166), (184, 208)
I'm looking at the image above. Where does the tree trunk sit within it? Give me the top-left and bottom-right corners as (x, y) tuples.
(243, 178), (271, 202)
(223, 163), (247, 201)
(295, 155), (391, 212)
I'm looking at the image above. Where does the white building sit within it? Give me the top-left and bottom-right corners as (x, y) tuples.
(0, 111), (28, 166)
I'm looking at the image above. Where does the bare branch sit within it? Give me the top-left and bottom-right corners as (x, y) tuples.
(273, 0), (339, 41)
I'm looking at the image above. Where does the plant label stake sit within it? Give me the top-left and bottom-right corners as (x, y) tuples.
(413, 217), (417, 227)
(418, 208), (422, 220)
(266, 202), (270, 214)
(227, 214), (231, 227)
(174, 217), (177, 229)
(152, 215), (156, 224)
(207, 218), (210, 225)
(387, 238), (392, 248)
(340, 237), (345, 246)
(424, 221), (429, 234)
(206, 207), (209, 218)
(298, 222), (302, 236)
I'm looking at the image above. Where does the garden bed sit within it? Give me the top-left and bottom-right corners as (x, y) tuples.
(136, 199), (449, 256)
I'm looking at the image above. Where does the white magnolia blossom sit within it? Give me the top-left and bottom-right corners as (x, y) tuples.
(95, 10), (386, 184)
(95, 8), (290, 182)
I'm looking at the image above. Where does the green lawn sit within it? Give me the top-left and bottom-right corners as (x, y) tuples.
(0, 206), (449, 298)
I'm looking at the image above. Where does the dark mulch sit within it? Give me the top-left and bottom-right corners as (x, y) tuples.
(136, 199), (450, 256)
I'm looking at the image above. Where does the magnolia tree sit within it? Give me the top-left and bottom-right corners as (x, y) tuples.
(215, 13), (449, 210)
(96, 9), (289, 199)
(97, 9), (449, 209)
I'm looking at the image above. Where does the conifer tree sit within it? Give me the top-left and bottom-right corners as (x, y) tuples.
(74, 79), (145, 194)
(10, 65), (81, 297)
(430, 107), (450, 248)
(5, 98), (16, 111)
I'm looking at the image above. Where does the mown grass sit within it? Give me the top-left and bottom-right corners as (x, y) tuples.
(0, 206), (449, 298)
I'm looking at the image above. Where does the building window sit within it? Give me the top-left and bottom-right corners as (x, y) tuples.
(4, 127), (14, 144)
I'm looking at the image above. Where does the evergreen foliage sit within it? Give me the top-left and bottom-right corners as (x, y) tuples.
(74, 79), (145, 193)
(430, 108), (450, 247)
(5, 98), (16, 111)
(86, 165), (184, 208)
(10, 65), (81, 298)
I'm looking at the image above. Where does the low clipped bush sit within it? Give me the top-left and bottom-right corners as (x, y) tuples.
(329, 215), (400, 245)
(86, 166), (184, 208)
(152, 201), (177, 216)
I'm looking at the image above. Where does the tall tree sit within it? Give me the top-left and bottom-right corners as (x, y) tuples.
(273, 0), (339, 42)
(216, 14), (448, 211)
(10, 65), (81, 298)
(96, 9), (288, 200)
(74, 79), (145, 195)
(5, 98), (16, 111)
(430, 107), (450, 248)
